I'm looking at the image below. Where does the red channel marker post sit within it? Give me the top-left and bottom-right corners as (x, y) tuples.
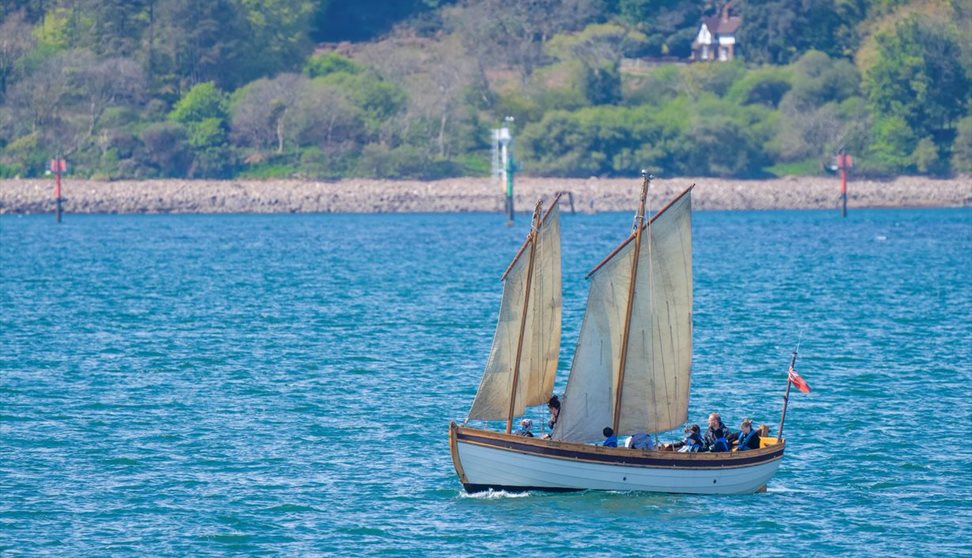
(50, 158), (67, 223)
(837, 152), (852, 218)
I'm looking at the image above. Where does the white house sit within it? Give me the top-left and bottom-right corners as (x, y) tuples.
(691, 3), (742, 62)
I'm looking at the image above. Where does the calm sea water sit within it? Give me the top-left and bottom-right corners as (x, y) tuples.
(1, 207), (970, 557)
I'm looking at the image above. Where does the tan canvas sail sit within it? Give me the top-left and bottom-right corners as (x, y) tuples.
(554, 187), (692, 442)
(467, 203), (562, 421)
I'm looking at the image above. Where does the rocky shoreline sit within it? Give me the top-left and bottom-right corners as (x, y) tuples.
(1, 176), (969, 214)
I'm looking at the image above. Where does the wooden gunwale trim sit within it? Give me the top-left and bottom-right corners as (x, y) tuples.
(455, 426), (785, 469)
(501, 193), (564, 281)
(458, 435), (784, 469)
(449, 421), (469, 483)
(587, 185), (695, 279)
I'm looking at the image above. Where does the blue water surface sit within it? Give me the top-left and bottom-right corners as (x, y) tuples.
(1, 207), (970, 557)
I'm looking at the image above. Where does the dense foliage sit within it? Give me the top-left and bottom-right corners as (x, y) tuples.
(0, 0), (968, 179)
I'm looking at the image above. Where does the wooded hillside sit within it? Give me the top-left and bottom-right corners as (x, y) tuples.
(1, 0), (969, 179)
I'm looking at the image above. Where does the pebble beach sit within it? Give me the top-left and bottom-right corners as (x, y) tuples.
(1, 175), (969, 214)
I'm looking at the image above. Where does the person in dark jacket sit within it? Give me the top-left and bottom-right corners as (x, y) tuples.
(735, 418), (760, 451)
(703, 412), (731, 452)
(541, 395), (562, 439)
(602, 426), (618, 447)
(670, 424), (703, 452)
(547, 395), (561, 431)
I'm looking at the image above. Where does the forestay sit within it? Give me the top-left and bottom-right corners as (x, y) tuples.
(554, 189), (692, 442)
(467, 204), (562, 420)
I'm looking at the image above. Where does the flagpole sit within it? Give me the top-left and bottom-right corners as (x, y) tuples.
(776, 349), (798, 441)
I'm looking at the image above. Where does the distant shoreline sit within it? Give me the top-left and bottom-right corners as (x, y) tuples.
(1, 176), (969, 214)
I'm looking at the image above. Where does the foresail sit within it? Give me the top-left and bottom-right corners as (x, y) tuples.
(555, 188), (692, 441)
(467, 204), (562, 420)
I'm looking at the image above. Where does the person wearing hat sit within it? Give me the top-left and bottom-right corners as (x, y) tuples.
(514, 418), (534, 437)
(736, 418), (761, 451)
(674, 424), (703, 453)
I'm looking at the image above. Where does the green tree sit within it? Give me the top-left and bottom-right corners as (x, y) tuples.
(726, 66), (792, 107)
(83, 0), (152, 57)
(546, 23), (641, 106)
(316, 72), (405, 135)
(518, 95), (774, 177)
(31, 7), (78, 57)
(146, 0), (248, 94)
(678, 60), (746, 98)
(617, 0), (703, 58)
(772, 51), (863, 164)
(736, 0), (854, 64)
(912, 136), (941, 174)
(787, 50), (859, 107)
(138, 122), (191, 176)
(624, 64), (682, 106)
(0, 132), (46, 176)
(169, 81), (236, 177)
(677, 95), (774, 176)
(170, 82), (228, 124)
(950, 115), (972, 173)
(304, 52), (361, 78)
(230, 73), (305, 154)
(0, 11), (35, 99)
(1, 0), (50, 22)
(449, 0), (601, 83)
(236, 0), (315, 78)
(0, 48), (145, 175)
(287, 79), (363, 150)
(862, 15), (969, 142)
(187, 117), (226, 148)
(864, 115), (917, 174)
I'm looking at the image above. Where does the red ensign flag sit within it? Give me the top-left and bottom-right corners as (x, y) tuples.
(788, 367), (811, 394)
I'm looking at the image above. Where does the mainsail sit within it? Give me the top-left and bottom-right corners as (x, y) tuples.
(467, 201), (562, 425)
(554, 185), (693, 442)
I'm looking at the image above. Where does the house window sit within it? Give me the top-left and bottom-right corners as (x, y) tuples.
(701, 45), (710, 60)
(719, 47), (728, 61)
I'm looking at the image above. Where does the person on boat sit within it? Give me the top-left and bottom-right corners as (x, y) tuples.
(626, 432), (655, 450)
(514, 418), (534, 437)
(541, 395), (561, 439)
(676, 424), (704, 452)
(735, 418), (761, 451)
(547, 395), (561, 431)
(726, 430), (739, 446)
(703, 412), (731, 452)
(602, 427), (618, 447)
(658, 424), (702, 452)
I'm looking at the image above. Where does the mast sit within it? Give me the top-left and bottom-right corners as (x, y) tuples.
(777, 349), (798, 440)
(506, 201), (543, 434)
(612, 172), (651, 433)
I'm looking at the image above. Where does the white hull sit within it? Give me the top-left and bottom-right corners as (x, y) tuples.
(450, 423), (784, 495)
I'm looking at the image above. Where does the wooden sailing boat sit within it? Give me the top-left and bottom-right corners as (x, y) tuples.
(449, 173), (786, 494)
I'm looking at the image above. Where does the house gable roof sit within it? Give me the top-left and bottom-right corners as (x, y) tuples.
(702, 14), (741, 35)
